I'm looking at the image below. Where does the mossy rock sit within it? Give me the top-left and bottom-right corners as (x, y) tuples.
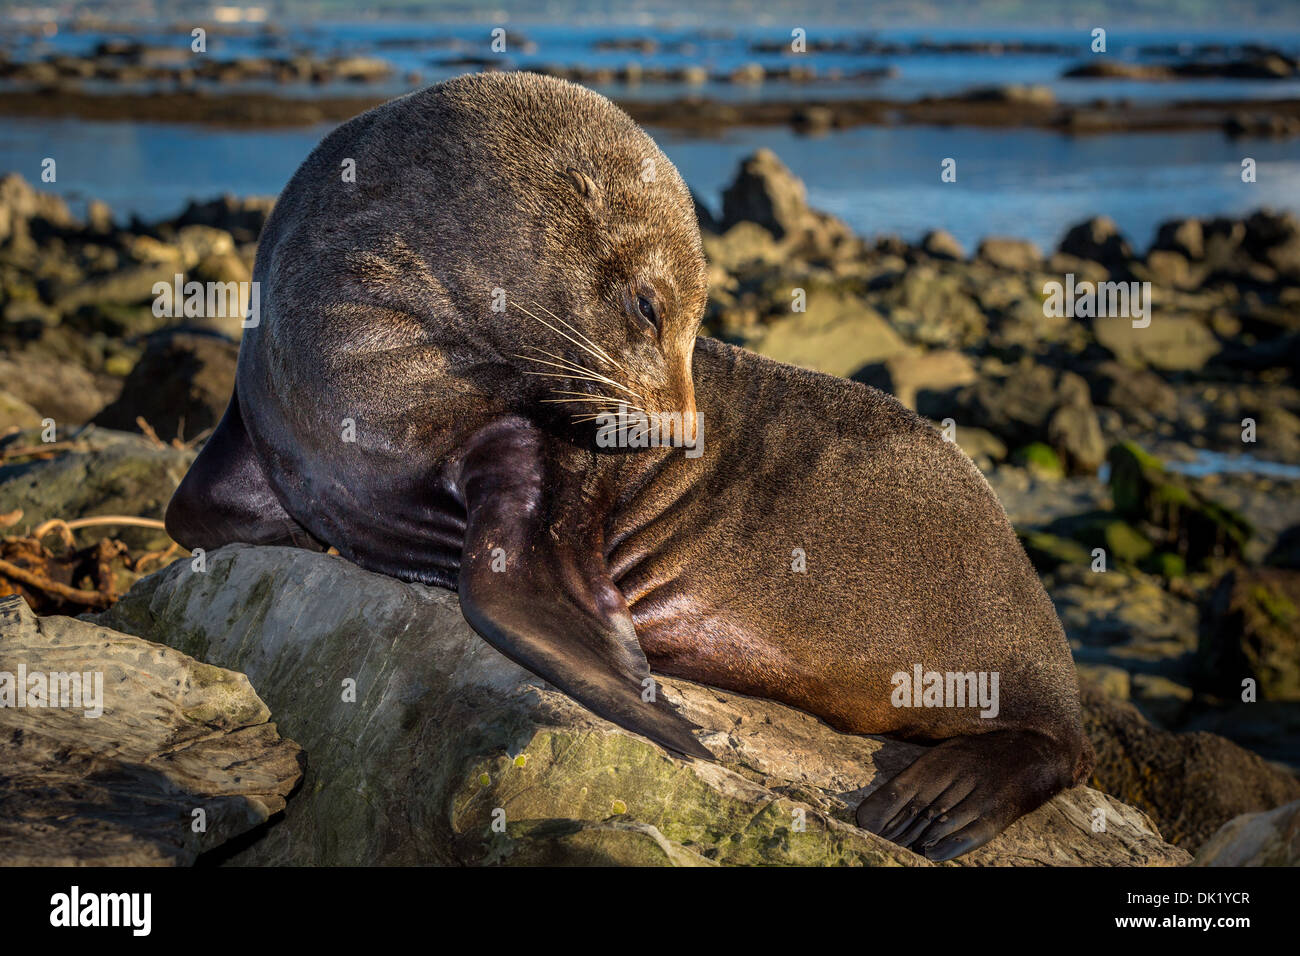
(1017, 529), (1092, 572)
(1042, 510), (1154, 570)
(1198, 568), (1300, 702)
(1012, 442), (1064, 480)
(1106, 442), (1252, 568)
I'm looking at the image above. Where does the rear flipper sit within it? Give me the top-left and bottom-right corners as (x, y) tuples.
(165, 393), (323, 553)
(450, 415), (712, 761)
(855, 728), (1079, 861)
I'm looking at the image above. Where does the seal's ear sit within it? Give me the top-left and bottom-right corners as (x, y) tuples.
(450, 415), (711, 761)
(564, 167), (597, 199)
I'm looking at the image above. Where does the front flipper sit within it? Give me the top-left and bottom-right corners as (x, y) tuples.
(450, 416), (712, 761)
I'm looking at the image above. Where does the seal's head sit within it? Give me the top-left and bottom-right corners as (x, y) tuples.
(426, 72), (708, 444)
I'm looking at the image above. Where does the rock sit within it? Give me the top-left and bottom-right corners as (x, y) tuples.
(948, 424), (1007, 471)
(1081, 681), (1300, 852)
(962, 84), (1056, 106)
(1046, 372), (1107, 475)
(0, 390), (42, 431)
(97, 544), (1189, 866)
(852, 350), (977, 410)
(1043, 510), (1155, 568)
(1012, 442), (1066, 480)
(1142, 249), (1196, 288)
(0, 427), (193, 550)
(1107, 442), (1252, 568)
(1266, 524), (1300, 569)
(791, 106), (835, 135)
(50, 260), (180, 315)
(1198, 568), (1300, 701)
(1076, 663), (1132, 700)
(171, 195), (274, 245)
(0, 595), (302, 865)
(1153, 218), (1205, 261)
(173, 224), (236, 267)
(920, 229), (965, 261)
(0, 173), (78, 245)
(716, 150), (857, 259)
(1093, 314), (1219, 372)
(702, 221), (785, 271)
(746, 292), (910, 378)
(1018, 529), (1093, 572)
(936, 363), (1105, 475)
(0, 352), (117, 425)
(1058, 216), (1133, 271)
(877, 266), (988, 347)
(1194, 798), (1300, 866)
(976, 237), (1042, 271)
(92, 330), (238, 443)
(1088, 360), (1179, 427)
(720, 149), (808, 240)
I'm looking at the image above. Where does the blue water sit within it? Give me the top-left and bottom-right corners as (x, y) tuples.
(3, 22), (1299, 249)
(5, 116), (1297, 253)
(8, 21), (1300, 103)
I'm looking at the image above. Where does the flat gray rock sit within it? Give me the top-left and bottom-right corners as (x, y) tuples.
(99, 544), (1190, 866)
(0, 594), (303, 865)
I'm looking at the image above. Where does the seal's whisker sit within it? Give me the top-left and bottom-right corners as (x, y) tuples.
(513, 302), (620, 377)
(547, 389), (647, 411)
(520, 369), (644, 398)
(519, 346), (615, 383)
(515, 358), (644, 400)
(535, 304), (628, 374)
(517, 344), (644, 400)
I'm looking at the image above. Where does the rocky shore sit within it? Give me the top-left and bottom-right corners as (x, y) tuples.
(1, 153), (1298, 864)
(2, 79), (1297, 136)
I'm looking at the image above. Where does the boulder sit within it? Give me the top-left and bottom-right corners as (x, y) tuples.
(1058, 216), (1133, 271)
(933, 363), (1105, 475)
(720, 148), (810, 240)
(1107, 442), (1252, 568)
(1194, 799), (1300, 866)
(1153, 218), (1205, 261)
(1198, 568), (1300, 702)
(976, 237), (1042, 272)
(97, 545), (1190, 866)
(745, 292), (910, 378)
(852, 350), (977, 410)
(1093, 313), (1220, 372)
(717, 150), (857, 259)
(0, 427), (193, 550)
(93, 330), (238, 443)
(1081, 682), (1300, 853)
(0, 352), (118, 425)
(920, 229), (965, 261)
(0, 390), (42, 431)
(0, 595), (302, 865)
(877, 265), (988, 348)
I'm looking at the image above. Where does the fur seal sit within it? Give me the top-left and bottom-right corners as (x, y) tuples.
(166, 71), (1093, 861)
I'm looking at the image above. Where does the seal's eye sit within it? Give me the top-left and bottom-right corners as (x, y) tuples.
(635, 294), (658, 328)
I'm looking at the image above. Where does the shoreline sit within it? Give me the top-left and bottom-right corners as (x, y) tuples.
(2, 83), (1299, 135)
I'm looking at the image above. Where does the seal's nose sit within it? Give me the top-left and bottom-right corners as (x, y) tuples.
(680, 396), (699, 447)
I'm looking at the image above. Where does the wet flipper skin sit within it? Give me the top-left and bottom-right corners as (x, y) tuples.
(449, 416), (712, 761)
(165, 392), (323, 553)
